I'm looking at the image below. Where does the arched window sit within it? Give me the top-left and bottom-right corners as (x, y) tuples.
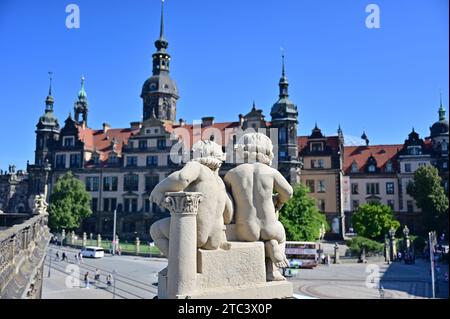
(351, 161), (359, 173)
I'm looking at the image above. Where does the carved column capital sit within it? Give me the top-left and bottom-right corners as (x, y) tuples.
(163, 192), (203, 216)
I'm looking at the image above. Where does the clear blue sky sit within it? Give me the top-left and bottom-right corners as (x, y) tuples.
(0, 0), (448, 170)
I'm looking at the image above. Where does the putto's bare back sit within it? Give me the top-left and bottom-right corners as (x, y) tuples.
(225, 163), (277, 225)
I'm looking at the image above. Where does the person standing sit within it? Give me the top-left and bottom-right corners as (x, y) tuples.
(56, 251), (60, 261)
(84, 272), (90, 289)
(79, 252), (83, 263)
(95, 269), (100, 283)
(74, 253), (79, 264)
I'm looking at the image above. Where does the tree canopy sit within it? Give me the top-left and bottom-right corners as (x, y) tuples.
(407, 165), (448, 234)
(279, 183), (329, 242)
(48, 171), (92, 232)
(351, 202), (400, 240)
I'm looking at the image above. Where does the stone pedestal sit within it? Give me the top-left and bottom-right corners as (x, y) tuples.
(159, 192), (202, 299)
(82, 232), (87, 247)
(135, 237), (140, 255)
(334, 243), (340, 264)
(97, 234), (102, 247)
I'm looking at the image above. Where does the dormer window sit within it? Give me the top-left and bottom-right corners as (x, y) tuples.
(63, 136), (75, 147)
(385, 160), (393, 172)
(407, 146), (421, 155)
(351, 161), (359, 173)
(442, 141), (448, 152)
(311, 142), (323, 152)
(109, 154), (118, 164)
(368, 165), (376, 172)
(92, 154), (100, 165)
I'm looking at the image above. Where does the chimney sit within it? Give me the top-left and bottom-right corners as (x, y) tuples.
(239, 114), (244, 127)
(103, 122), (111, 134)
(179, 118), (186, 127)
(201, 116), (215, 127)
(130, 121), (141, 130)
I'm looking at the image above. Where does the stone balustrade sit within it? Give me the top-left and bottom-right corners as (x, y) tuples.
(0, 213), (51, 299)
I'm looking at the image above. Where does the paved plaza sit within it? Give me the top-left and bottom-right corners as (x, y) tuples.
(42, 244), (448, 299)
(290, 259), (449, 299)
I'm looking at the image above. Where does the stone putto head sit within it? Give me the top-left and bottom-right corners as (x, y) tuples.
(235, 132), (274, 165)
(192, 139), (226, 170)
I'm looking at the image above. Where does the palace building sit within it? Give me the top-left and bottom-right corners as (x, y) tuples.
(2, 3), (447, 240)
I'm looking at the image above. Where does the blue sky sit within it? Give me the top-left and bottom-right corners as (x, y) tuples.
(0, 0), (448, 169)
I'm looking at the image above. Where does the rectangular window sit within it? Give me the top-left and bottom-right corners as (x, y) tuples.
(92, 198), (98, 213)
(317, 180), (326, 193)
(311, 143), (323, 152)
(305, 180), (315, 193)
(404, 163), (411, 173)
(318, 159), (325, 168)
(103, 198), (117, 212)
(407, 200), (414, 213)
(146, 155), (158, 167)
(351, 183), (359, 195)
(85, 177), (99, 192)
(145, 175), (160, 191)
(70, 154), (81, 168)
(124, 198), (130, 213)
(317, 199), (326, 212)
(63, 136), (75, 147)
(126, 156), (138, 167)
(124, 174), (139, 192)
(139, 140), (148, 150)
(157, 139), (166, 150)
(352, 200), (359, 210)
(278, 128), (287, 144)
(366, 183), (380, 195)
(103, 176), (118, 191)
(55, 154), (66, 168)
(131, 198), (138, 212)
(386, 182), (395, 195)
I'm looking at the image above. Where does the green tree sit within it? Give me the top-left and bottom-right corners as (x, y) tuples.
(351, 202), (400, 240)
(406, 165), (449, 233)
(279, 184), (329, 241)
(48, 171), (92, 232)
(345, 236), (384, 256)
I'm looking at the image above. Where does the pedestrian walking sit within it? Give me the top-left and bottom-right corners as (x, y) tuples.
(95, 269), (100, 283)
(75, 254), (79, 264)
(84, 272), (90, 289)
(78, 252), (83, 263)
(106, 274), (113, 288)
(62, 252), (67, 262)
(56, 251), (60, 261)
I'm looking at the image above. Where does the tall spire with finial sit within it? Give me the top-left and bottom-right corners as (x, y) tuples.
(78, 76), (87, 100)
(45, 71), (54, 110)
(279, 48), (289, 98)
(439, 89), (446, 121)
(160, 0), (165, 39)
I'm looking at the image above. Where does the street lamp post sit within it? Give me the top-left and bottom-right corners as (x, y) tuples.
(403, 225), (410, 254)
(112, 209), (117, 256)
(48, 248), (52, 277)
(388, 228), (395, 261)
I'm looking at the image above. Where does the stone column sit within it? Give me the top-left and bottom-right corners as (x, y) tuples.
(82, 232), (87, 247)
(163, 192), (202, 299)
(334, 243), (340, 264)
(135, 237), (140, 255)
(97, 234), (102, 247)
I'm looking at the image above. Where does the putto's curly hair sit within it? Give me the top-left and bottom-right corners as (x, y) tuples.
(191, 140), (226, 170)
(235, 132), (274, 165)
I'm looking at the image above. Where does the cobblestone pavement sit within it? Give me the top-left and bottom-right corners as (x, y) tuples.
(288, 259), (449, 299)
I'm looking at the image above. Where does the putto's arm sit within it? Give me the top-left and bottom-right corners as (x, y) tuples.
(223, 192), (234, 224)
(273, 170), (294, 211)
(149, 161), (201, 206)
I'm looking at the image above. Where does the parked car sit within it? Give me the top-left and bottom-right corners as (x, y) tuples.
(81, 246), (104, 258)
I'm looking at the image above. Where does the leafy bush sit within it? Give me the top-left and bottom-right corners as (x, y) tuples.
(346, 236), (384, 256)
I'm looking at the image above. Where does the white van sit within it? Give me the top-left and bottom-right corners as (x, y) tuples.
(81, 246), (104, 258)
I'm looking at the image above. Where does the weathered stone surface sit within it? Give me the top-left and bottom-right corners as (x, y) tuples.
(186, 281), (293, 299)
(197, 242), (266, 289)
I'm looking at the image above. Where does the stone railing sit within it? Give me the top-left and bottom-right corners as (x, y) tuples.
(0, 213), (51, 299)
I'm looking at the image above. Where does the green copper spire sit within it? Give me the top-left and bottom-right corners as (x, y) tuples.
(78, 76), (87, 100)
(439, 90), (446, 121)
(45, 71), (54, 109)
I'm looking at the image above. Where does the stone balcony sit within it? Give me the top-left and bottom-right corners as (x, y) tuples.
(0, 213), (51, 299)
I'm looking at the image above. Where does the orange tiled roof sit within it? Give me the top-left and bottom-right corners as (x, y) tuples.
(343, 144), (402, 174)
